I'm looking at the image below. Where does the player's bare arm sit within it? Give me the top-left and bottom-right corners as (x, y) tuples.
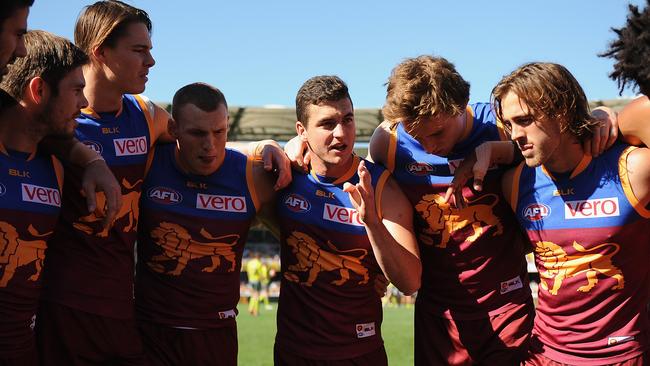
(618, 96), (650, 146)
(367, 121), (392, 166)
(344, 160), (421, 295)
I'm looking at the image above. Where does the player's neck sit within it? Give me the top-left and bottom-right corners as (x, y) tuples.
(543, 136), (584, 174)
(0, 107), (43, 154)
(83, 66), (124, 113)
(310, 154), (355, 179)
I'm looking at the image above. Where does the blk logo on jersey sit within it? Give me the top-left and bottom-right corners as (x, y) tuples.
(0, 183), (5, 196)
(113, 136), (147, 156)
(83, 140), (103, 154)
(196, 193), (247, 213)
(407, 162), (435, 176)
(148, 187), (182, 205)
(564, 197), (619, 219)
(500, 276), (523, 294)
(323, 203), (364, 227)
(523, 203), (551, 222)
(21, 183), (60, 207)
(356, 322), (376, 338)
(284, 193), (311, 213)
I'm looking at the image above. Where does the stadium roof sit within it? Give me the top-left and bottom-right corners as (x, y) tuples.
(160, 98), (633, 142)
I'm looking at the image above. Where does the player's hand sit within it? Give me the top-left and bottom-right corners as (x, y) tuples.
(343, 160), (379, 225)
(585, 106), (618, 157)
(443, 144), (492, 208)
(81, 159), (122, 231)
(257, 140), (292, 190)
(374, 274), (390, 297)
(284, 136), (310, 172)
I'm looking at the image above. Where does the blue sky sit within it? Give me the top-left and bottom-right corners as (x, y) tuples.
(29, 0), (644, 107)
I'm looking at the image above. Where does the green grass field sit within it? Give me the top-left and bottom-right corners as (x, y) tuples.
(237, 304), (414, 365)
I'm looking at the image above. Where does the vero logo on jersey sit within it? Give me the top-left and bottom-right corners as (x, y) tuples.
(21, 183), (60, 207)
(284, 193), (311, 213)
(564, 197), (619, 219)
(113, 136), (147, 156)
(196, 193), (246, 213)
(148, 187), (182, 205)
(407, 162), (434, 176)
(0, 182), (5, 196)
(523, 203), (551, 222)
(83, 140), (103, 154)
(323, 203), (364, 227)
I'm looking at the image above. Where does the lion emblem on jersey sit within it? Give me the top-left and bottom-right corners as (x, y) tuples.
(0, 223), (50, 287)
(414, 193), (502, 248)
(535, 240), (624, 295)
(283, 231), (369, 287)
(73, 178), (142, 237)
(146, 222), (239, 276)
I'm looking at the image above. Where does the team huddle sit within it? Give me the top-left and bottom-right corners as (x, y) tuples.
(0, 0), (649, 365)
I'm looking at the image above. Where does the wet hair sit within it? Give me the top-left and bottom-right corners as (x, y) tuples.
(492, 62), (597, 143)
(295, 75), (351, 125)
(601, 1), (650, 95)
(172, 82), (228, 121)
(74, 0), (152, 55)
(1, 30), (88, 100)
(382, 55), (469, 129)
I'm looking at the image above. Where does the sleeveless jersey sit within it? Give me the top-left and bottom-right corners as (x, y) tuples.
(136, 144), (258, 329)
(275, 156), (389, 360)
(0, 147), (62, 355)
(43, 94), (155, 319)
(388, 103), (531, 319)
(513, 143), (650, 365)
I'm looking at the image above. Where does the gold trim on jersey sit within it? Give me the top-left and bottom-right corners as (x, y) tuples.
(541, 154), (592, 181)
(374, 170), (391, 221)
(510, 162), (525, 212)
(246, 156), (261, 212)
(387, 124), (398, 173)
(619, 146), (650, 218)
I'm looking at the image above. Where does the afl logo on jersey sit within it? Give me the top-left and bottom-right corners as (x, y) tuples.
(83, 140), (103, 154)
(0, 182), (6, 196)
(284, 193), (311, 213)
(407, 162), (434, 176)
(522, 203), (550, 222)
(148, 186), (182, 205)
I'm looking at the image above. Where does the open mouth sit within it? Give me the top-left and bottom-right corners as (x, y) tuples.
(329, 143), (347, 152)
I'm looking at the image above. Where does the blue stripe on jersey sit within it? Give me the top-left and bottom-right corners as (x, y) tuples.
(516, 143), (640, 230)
(0, 151), (61, 214)
(140, 143), (256, 220)
(75, 94), (151, 167)
(392, 102), (502, 185)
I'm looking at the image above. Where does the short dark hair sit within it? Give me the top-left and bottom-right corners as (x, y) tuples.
(492, 62), (597, 143)
(1, 30), (89, 100)
(172, 82), (228, 121)
(601, 1), (650, 95)
(295, 75), (351, 124)
(0, 0), (33, 30)
(75, 0), (152, 55)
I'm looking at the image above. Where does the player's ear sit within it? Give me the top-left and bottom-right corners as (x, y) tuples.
(296, 121), (307, 142)
(168, 117), (179, 139)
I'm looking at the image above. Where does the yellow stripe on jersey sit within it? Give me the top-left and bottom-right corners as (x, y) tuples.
(386, 123), (398, 173)
(134, 94), (156, 147)
(510, 162), (525, 212)
(374, 170), (391, 221)
(246, 156), (261, 213)
(619, 146), (650, 218)
(51, 156), (64, 192)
